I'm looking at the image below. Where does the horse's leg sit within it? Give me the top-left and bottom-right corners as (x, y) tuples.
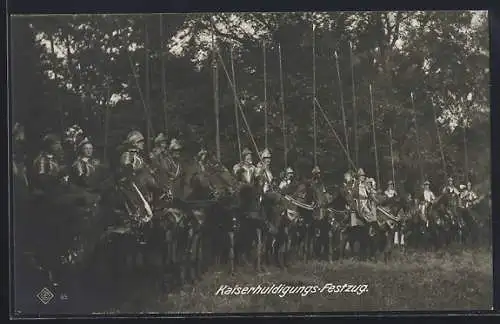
(256, 227), (262, 272)
(228, 230), (235, 275)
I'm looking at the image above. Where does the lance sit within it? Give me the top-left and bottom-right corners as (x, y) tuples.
(411, 92), (424, 184)
(212, 31), (221, 161)
(230, 45), (242, 160)
(349, 41), (359, 166)
(113, 20), (154, 140)
(334, 50), (350, 162)
(463, 123), (469, 183)
(49, 33), (65, 134)
(103, 85), (111, 163)
(369, 84), (380, 186)
(278, 43), (287, 167)
(312, 23), (317, 167)
(160, 13), (168, 133)
(315, 98), (357, 171)
(145, 21), (152, 152)
(430, 99), (447, 180)
(389, 127), (396, 187)
(263, 41), (268, 149)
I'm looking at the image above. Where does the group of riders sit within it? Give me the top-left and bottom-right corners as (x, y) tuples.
(12, 122), (488, 299)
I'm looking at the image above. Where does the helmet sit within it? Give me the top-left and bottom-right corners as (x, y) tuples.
(344, 171), (352, 181)
(388, 180), (394, 185)
(312, 166), (321, 175)
(459, 184), (466, 190)
(126, 130), (145, 144)
(357, 168), (365, 176)
(77, 137), (92, 150)
(154, 132), (167, 144)
(286, 167), (294, 174)
(169, 138), (182, 150)
(261, 148), (271, 159)
(242, 148), (252, 156)
(424, 180), (430, 185)
(64, 124), (83, 139)
(447, 177), (453, 182)
(198, 147), (208, 156)
(43, 133), (60, 145)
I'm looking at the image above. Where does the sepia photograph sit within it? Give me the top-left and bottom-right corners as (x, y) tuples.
(10, 11), (492, 316)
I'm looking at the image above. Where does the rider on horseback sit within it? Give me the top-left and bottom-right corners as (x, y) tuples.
(279, 167), (296, 193)
(460, 181), (480, 209)
(71, 137), (101, 189)
(442, 177), (460, 197)
(256, 148), (275, 195)
(32, 133), (66, 194)
(384, 181), (397, 200)
(233, 148), (257, 186)
(419, 180), (436, 226)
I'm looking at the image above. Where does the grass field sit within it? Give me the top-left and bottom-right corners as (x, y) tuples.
(109, 246), (493, 313)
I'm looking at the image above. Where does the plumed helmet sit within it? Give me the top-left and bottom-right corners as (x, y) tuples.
(198, 147), (208, 156)
(154, 132), (168, 144)
(77, 137), (92, 151)
(357, 168), (365, 176)
(286, 167), (294, 174)
(64, 124), (84, 142)
(169, 138), (182, 150)
(43, 133), (60, 145)
(312, 166), (321, 174)
(261, 148), (271, 159)
(242, 148), (252, 156)
(126, 130), (145, 144)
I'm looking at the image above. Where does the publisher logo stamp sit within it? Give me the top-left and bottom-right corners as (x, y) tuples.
(36, 287), (55, 304)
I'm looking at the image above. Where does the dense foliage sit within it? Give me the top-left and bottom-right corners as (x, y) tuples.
(10, 11), (490, 191)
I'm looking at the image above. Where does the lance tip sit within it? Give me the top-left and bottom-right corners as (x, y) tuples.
(334, 50), (338, 58)
(312, 23), (316, 31)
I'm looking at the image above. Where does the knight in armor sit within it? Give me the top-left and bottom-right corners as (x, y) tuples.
(63, 124), (86, 170)
(71, 137), (100, 188)
(353, 168), (376, 223)
(279, 167), (295, 193)
(255, 148), (275, 194)
(12, 123), (28, 187)
(310, 166), (330, 217)
(460, 181), (479, 209)
(119, 130), (147, 177)
(384, 180), (397, 199)
(196, 147), (208, 172)
(233, 148), (257, 185)
(442, 176), (460, 196)
(149, 133), (168, 167)
(419, 180), (436, 224)
(32, 133), (66, 193)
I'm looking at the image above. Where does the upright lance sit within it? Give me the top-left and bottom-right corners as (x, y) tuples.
(159, 13), (168, 133)
(349, 41), (359, 166)
(212, 32), (221, 161)
(312, 23), (317, 167)
(411, 92), (424, 184)
(389, 128), (396, 188)
(263, 41), (268, 149)
(431, 100), (447, 181)
(334, 50), (350, 162)
(145, 22), (152, 152)
(278, 43), (287, 168)
(369, 83), (380, 187)
(230, 46), (242, 160)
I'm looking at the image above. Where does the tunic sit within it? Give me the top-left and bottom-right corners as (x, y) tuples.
(71, 157), (100, 188)
(233, 162), (257, 185)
